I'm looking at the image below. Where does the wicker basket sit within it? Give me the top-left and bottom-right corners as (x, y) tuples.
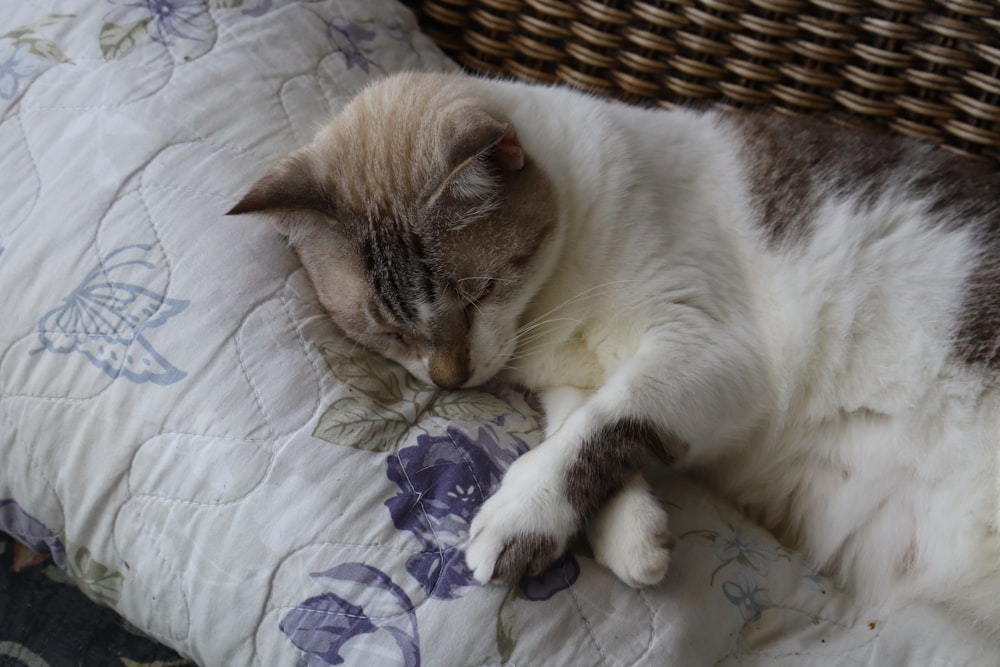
(401, 0), (1000, 165)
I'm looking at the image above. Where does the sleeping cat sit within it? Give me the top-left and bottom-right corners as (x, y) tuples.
(229, 71), (1000, 627)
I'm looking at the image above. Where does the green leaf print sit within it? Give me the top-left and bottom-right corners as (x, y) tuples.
(2, 13), (76, 64)
(314, 342), (442, 449)
(314, 340), (541, 450)
(25, 38), (69, 63)
(434, 390), (517, 425)
(313, 395), (412, 451)
(496, 587), (520, 663)
(100, 20), (150, 61)
(319, 342), (425, 405)
(68, 545), (124, 607)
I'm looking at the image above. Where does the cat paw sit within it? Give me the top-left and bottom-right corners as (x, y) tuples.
(587, 476), (672, 588)
(465, 452), (578, 585)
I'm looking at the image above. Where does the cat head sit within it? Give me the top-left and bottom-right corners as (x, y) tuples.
(228, 72), (560, 388)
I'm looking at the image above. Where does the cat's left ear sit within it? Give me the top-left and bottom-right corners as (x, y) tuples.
(226, 152), (330, 235)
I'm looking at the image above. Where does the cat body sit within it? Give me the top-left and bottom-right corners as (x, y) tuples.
(230, 71), (1000, 627)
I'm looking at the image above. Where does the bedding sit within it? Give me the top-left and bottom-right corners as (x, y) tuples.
(1, 1), (998, 665)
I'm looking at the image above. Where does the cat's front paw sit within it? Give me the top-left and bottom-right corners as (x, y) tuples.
(587, 475), (672, 588)
(465, 453), (578, 585)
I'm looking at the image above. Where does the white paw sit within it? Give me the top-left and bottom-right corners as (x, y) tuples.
(587, 476), (672, 588)
(465, 452), (578, 585)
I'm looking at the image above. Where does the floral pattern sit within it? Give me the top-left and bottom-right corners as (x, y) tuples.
(281, 563), (419, 667)
(0, 45), (34, 100)
(327, 16), (377, 73)
(681, 514), (790, 623)
(721, 572), (773, 622)
(385, 426), (521, 599)
(101, 0), (216, 60)
(99, 0), (388, 68)
(0, 13), (74, 101)
(283, 401), (579, 664)
(32, 244), (189, 385)
(386, 426), (579, 601)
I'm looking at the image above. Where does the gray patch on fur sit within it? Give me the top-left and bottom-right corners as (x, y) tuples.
(731, 112), (1000, 371)
(565, 418), (682, 522)
(491, 532), (559, 584)
(912, 157), (1000, 370)
(729, 112), (909, 247)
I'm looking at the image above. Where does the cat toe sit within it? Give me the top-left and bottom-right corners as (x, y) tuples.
(588, 478), (672, 588)
(614, 538), (672, 588)
(466, 511), (570, 585)
(465, 466), (578, 585)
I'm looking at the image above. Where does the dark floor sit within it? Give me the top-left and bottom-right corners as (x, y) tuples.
(0, 532), (193, 667)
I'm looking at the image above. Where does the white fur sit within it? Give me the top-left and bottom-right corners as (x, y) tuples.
(455, 75), (1000, 628)
(587, 473), (672, 588)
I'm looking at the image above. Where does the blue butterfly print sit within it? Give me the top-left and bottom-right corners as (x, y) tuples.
(33, 244), (189, 385)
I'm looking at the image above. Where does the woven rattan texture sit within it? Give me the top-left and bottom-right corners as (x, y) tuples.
(402, 0), (1000, 164)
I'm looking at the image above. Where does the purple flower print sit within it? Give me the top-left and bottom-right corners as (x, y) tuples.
(722, 572), (772, 622)
(105, 0), (214, 46)
(385, 426), (521, 599)
(386, 426), (578, 600)
(519, 554), (581, 601)
(281, 592), (378, 665)
(147, 0), (209, 42)
(713, 526), (779, 576)
(0, 499), (66, 568)
(327, 17), (377, 72)
(281, 563), (419, 667)
(100, 0), (212, 61)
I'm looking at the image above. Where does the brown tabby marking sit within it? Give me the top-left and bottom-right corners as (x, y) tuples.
(492, 533), (559, 583)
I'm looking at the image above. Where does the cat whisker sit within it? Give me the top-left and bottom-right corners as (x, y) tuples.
(516, 279), (644, 331)
(514, 317), (582, 340)
(505, 339), (564, 358)
(456, 276), (515, 284)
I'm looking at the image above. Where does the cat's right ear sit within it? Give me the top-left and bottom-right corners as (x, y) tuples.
(447, 110), (525, 174)
(226, 154), (330, 235)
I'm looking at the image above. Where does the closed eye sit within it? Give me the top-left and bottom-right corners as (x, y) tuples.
(458, 277), (497, 305)
(476, 278), (496, 303)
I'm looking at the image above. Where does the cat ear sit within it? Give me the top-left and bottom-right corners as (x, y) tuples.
(437, 111), (524, 208)
(448, 110), (525, 174)
(226, 153), (330, 234)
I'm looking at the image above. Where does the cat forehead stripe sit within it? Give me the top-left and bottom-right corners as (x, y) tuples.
(368, 229), (436, 325)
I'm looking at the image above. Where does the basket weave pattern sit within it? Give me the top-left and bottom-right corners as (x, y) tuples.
(402, 0), (1000, 164)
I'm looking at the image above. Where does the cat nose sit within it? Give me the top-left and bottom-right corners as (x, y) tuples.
(427, 349), (471, 389)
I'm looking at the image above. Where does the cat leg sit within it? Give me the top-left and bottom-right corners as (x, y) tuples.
(464, 407), (674, 585)
(465, 434), (581, 582)
(466, 333), (761, 586)
(587, 473), (673, 588)
(543, 389), (673, 587)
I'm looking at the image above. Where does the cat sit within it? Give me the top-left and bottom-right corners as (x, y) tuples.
(229, 70), (1000, 628)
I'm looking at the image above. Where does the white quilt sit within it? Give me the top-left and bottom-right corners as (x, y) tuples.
(1, 1), (997, 665)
